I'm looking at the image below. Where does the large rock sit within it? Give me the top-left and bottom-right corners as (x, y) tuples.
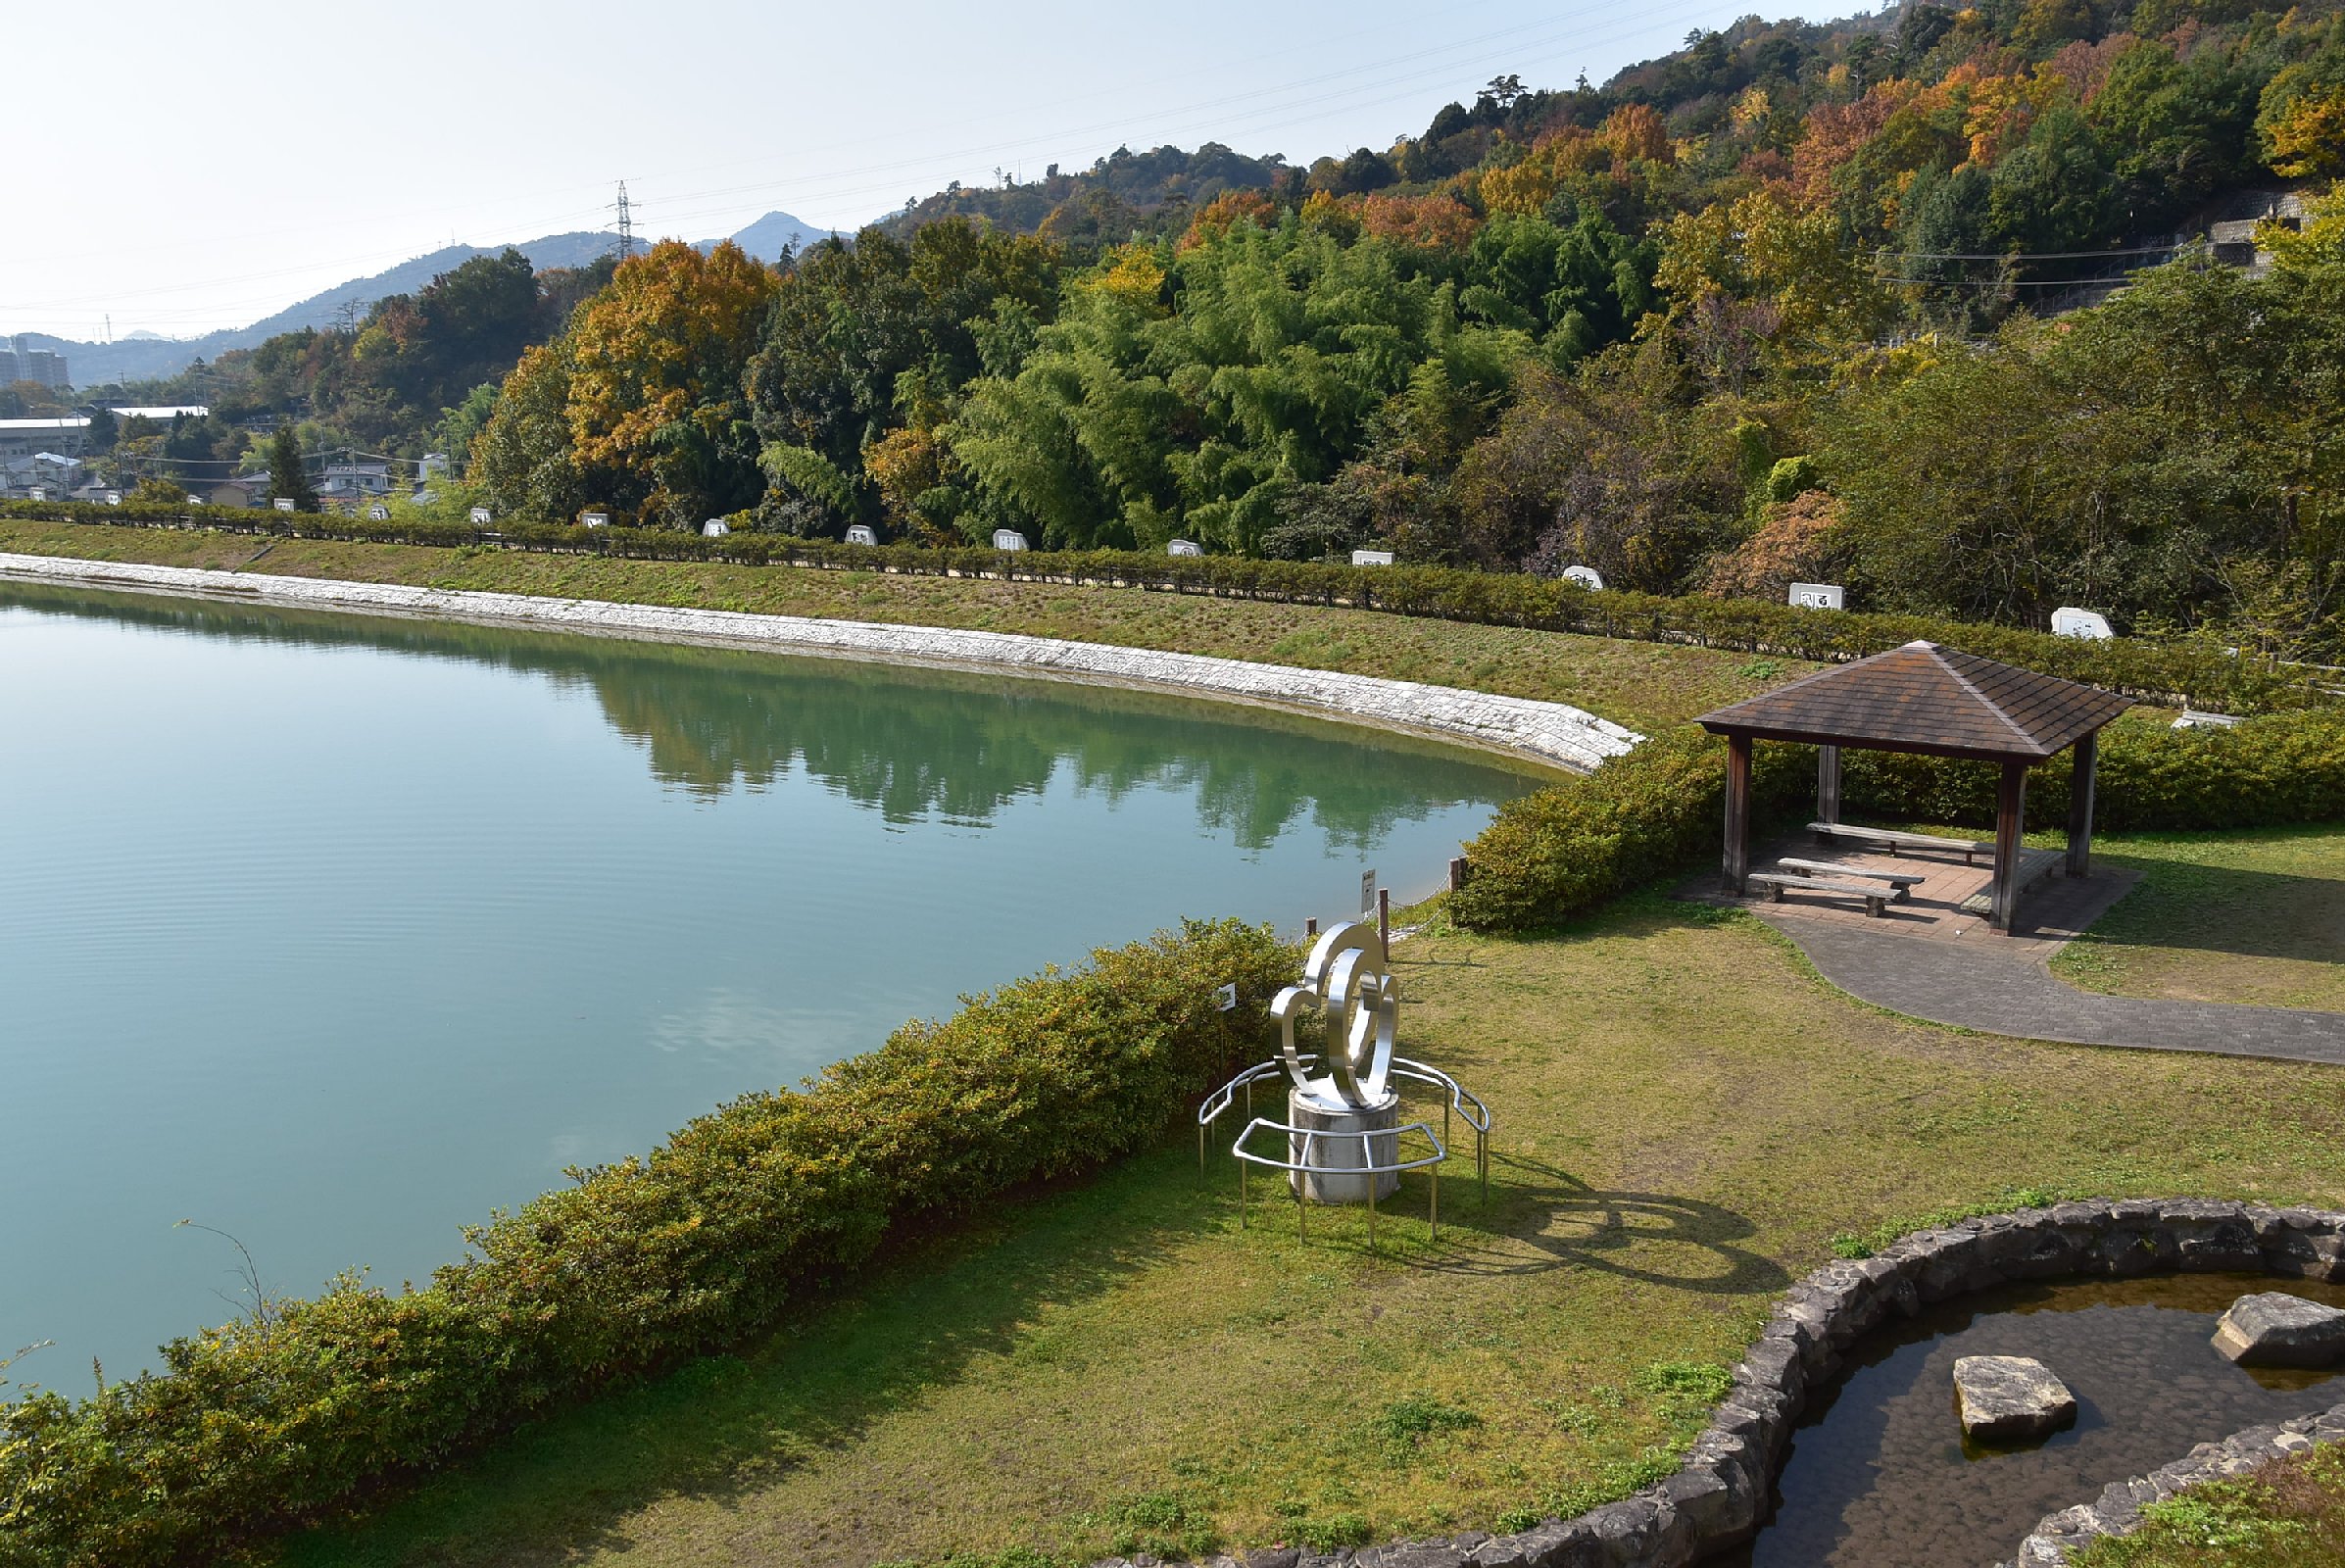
(1955, 1355), (2078, 1442)
(2212, 1292), (2345, 1367)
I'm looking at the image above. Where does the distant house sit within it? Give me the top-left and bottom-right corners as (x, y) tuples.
(2206, 192), (2306, 279)
(318, 462), (391, 503)
(0, 416), (92, 459)
(1, 452), (83, 497)
(208, 476), (269, 509)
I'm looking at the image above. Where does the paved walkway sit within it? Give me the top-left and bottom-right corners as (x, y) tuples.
(1682, 832), (2345, 1065)
(1767, 914), (2345, 1064)
(0, 552), (1640, 772)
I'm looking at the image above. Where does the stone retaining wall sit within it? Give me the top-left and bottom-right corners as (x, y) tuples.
(1106, 1200), (2345, 1568)
(2000, 1397), (2345, 1567)
(0, 553), (1641, 773)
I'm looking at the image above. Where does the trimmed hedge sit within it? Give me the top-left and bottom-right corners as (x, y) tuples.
(2, 501), (2331, 714)
(1450, 710), (2345, 933)
(0, 920), (1293, 1568)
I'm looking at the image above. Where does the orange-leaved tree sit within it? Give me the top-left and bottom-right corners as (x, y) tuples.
(564, 239), (777, 523)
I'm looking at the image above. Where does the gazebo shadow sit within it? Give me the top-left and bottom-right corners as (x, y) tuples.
(2061, 857), (2345, 964)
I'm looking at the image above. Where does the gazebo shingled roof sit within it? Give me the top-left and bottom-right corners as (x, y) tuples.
(1692, 641), (2132, 761)
(1692, 641), (2132, 933)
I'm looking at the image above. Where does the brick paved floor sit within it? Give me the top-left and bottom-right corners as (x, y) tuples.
(1679, 833), (2345, 1064)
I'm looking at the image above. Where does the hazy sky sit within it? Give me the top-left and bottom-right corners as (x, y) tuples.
(10, 0), (1837, 341)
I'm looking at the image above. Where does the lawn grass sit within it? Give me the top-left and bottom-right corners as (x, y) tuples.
(269, 892), (2345, 1568)
(2051, 826), (2345, 1012)
(2073, 1439), (2345, 1567)
(0, 519), (1807, 732)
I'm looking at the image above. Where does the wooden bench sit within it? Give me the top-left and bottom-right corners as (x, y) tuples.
(1773, 857), (1925, 900)
(1809, 821), (1994, 864)
(1744, 872), (1890, 917)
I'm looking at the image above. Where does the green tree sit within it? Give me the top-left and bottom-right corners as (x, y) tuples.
(267, 425), (317, 512)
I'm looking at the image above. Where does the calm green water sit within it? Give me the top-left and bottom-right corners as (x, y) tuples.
(0, 583), (1535, 1380)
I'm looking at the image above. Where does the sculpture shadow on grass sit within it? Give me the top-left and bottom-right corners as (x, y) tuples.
(1412, 1154), (1789, 1297)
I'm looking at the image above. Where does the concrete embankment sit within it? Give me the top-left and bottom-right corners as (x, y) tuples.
(0, 552), (1642, 772)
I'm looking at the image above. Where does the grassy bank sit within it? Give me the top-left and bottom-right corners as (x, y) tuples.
(271, 891), (2345, 1568)
(2052, 827), (2345, 1012)
(0, 518), (1808, 733)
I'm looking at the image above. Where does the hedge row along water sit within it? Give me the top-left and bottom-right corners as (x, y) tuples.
(3, 502), (2331, 715)
(0, 919), (1293, 1568)
(1449, 710), (2345, 933)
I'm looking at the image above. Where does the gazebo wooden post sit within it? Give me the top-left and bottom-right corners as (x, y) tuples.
(1817, 744), (1842, 825)
(1990, 761), (2027, 931)
(2066, 731), (2099, 878)
(1722, 734), (1752, 894)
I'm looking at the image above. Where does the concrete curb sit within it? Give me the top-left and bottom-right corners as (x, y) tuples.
(0, 553), (1642, 773)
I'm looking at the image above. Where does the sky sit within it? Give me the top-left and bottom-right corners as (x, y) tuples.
(8, 0), (1847, 342)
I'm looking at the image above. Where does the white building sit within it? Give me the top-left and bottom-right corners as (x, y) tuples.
(1, 453), (83, 497)
(0, 416), (92, 459)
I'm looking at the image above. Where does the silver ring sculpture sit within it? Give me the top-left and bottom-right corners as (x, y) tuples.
(1201, 919), (1490, 1243)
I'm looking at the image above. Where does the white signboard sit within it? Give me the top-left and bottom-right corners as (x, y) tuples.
(25, 486), (43, 503)
(844, 524), (879, 546)
(1215, 982), (1237, 1011)
(1562, 564), (1606, 591)
(469, 505), (492, 525)
(580, 511), (611, 529)
(274, 497), (296, 513)
(2052, 607), (2114, 640)
(1360, 869), (1377, 914)
(1350, 549), (1394, 566)
(701, 519), (729, 537)
(1167, 538), (1203, 557)
(992, 528), (1029, 551)
(366, 503), (391, 521)
(1788, 581), (1844, 611)
(2172, 710), (2243, 731)
(104, 490), (122, 506)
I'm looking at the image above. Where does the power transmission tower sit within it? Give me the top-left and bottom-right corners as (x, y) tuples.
(614, 181), (636, 263)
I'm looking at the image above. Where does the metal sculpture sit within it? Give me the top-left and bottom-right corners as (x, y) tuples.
(1199, 917), (1490, 1245)
(1272, 922), (1398, 1109)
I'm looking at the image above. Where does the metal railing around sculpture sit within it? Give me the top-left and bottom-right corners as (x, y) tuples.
(1197, 919), (1490, 1244)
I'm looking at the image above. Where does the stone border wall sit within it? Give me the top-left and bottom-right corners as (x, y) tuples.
(0, 553), (1641, 773)
(1999, 1397), (2345, 1567)
(1110, 1200), (2345, 1568)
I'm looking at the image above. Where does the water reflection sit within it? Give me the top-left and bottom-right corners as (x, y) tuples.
(4, 582), (1534, 846)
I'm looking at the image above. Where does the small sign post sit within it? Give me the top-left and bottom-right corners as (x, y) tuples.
(1215, 982), (1237, 1011)
(1788, 581), (1845, 611)
(1360, 869), (1377, 916)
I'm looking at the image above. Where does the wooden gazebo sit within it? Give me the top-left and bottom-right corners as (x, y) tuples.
(1694, 641), (2131, 932)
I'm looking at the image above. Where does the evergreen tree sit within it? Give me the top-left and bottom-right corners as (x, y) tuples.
(268, 425), (317, 512)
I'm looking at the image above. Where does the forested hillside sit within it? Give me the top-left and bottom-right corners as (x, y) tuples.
(123, 0), (2345, 650)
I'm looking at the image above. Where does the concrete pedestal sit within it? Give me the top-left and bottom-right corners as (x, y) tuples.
(1289, 1087), (1400, 1203)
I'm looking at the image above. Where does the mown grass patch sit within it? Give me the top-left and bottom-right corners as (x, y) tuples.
(2052, 825), (2345, 1012)
(271, 891), (2345, 1568)
(0, 519), (1803, 732)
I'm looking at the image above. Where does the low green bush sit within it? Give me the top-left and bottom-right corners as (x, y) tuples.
(2, 502), (2328, 714)
(0, 920), (1292, 1568)
(1451, 710), (2345, 933)
(1447, 728), (1816, 931)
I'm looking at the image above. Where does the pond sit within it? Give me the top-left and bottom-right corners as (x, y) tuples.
(0, 583), (1539, 1381)
(1726, 1272), (2345, 1567)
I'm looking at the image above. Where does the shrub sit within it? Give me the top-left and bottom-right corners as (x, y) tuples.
(1452, 710), (2345, 933)
(1, 501), (2330, 714)
(0, 920), (1292, 1568)
(1447, 728), (1814, 931)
